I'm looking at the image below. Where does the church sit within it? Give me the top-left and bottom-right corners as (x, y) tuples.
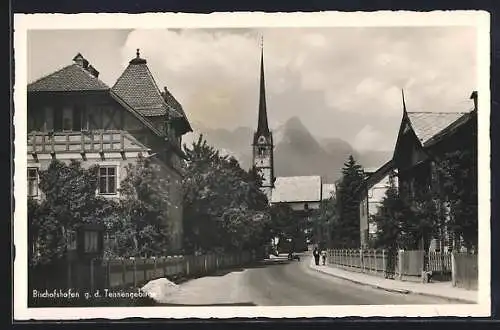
(251, 41), (327, 248)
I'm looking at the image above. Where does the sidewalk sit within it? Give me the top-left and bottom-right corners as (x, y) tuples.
(309, 258), (478, 304)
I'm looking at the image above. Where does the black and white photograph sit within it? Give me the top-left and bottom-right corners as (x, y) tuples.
(13, 11), (490, 319)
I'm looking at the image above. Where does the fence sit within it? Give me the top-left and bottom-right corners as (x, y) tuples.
(29, 251), (257, 295)
(452, 253), (478, 290)
(327, 249), (468, 284)
(327, 249), (424, 281)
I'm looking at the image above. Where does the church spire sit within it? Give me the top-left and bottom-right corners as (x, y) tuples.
(257, 37), (270, 135)
(401, 89), (407, 114)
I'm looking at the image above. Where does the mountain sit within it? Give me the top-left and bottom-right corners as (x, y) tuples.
(184, 118), (392, 183)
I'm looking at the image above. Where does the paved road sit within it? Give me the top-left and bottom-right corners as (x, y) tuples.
(159, 254), (453, 306)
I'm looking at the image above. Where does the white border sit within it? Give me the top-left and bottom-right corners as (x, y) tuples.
(13, 11), (491, 320)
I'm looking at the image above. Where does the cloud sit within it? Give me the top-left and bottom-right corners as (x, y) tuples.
(352, 125), (390, 152)
(27, 26), (477, 151)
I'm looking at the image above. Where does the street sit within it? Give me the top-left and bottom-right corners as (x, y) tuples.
(157, 254), (454, 306)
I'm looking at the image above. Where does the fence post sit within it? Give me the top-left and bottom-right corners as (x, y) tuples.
(451, 252), (456, 287)
(153, 257), (157, 279)
(204, 256), (208, 274)
(121, 259), (126, 287)
(186, 258), (190, 276)
(90, 258), (94, 293)
(106, 260), (111, 288)
(382, 249), (386, 277)
(132, 258), (137, 287)
(372, 249), (376, 274)
(397, 250), (403, 280)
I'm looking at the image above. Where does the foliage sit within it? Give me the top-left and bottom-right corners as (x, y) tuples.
(28, 160), (116, 266)
(106, 158), (173, 257)
(372, 172), (412, 250)
(333, 155), (365, 248)
(311, 196), (338, 249)
(182, 134), (270, 253)
(435, 149), (478, 250)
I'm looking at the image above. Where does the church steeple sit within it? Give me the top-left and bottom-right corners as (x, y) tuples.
(252, 36), (274, 201)
(257, 37), (270, 136)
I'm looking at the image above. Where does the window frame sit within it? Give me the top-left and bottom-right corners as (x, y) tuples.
(27, 167), (39, 199)
(97, 162), (120, 197)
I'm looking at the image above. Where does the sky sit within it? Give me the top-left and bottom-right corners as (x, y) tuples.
(27, 27), (477, 152)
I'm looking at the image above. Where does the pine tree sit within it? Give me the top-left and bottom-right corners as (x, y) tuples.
(334, 155), (365, 248)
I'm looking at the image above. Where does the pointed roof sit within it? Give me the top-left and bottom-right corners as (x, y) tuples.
(112, 49), (181, 118)
(256, 41), (270, 136)
(28, 56), (109, 92)
(406, 112), (468, 146)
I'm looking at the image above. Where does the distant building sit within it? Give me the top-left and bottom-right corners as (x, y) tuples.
(357, 160), (397, 249)
(271, 176), (323, 211)
(27, 50), (192, 253)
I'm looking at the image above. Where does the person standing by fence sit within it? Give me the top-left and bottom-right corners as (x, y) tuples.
(313, 247), (320, 266)
(385, 245), (397, 279)
(321, 249), (327, 265)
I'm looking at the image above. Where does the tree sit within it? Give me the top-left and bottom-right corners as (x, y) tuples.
(108, 157), (173, 257)
(182, 134), (270, 253)
(28, 160), (116, 266)
(334, 155), (365, 248)
(372, 171), (411, 250)
(435, 149), (478, 251)
(312, 196), (338, 249)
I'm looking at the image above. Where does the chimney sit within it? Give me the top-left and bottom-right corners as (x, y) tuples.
(87, 65), (100, 78)
(73, 53), (89, 69)
(470, 91), (478, 111)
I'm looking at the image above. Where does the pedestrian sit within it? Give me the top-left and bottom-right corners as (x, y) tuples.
(321, 249), (327, 265)
(313, 246), (320, 266)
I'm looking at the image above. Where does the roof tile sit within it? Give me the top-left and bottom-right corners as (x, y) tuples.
(28, 64), (109, 92)
(112, 59), (174, 117)
(407, 112), (467, 145)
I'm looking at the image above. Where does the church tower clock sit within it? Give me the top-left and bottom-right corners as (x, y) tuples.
(252, 39), (275, 202)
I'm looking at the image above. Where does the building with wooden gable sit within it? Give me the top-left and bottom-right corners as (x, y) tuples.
(391, 91), (477, 252)
(27, 51), (192, 252)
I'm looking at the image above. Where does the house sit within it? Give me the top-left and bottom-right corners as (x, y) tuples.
(357, 160), (398, 249)
(271, 175), (323, 248)
(392, 91), (477, 252)
(321, 183), (336, 200)
(26, 50), (192, 252)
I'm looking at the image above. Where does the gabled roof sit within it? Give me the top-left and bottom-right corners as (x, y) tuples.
(406, 112), (468, 146)
(112, 50), (181, 118)
(28, 63), (109, 92)
(271, 176), (322, 204)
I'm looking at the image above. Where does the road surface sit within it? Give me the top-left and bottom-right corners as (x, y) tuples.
(157, 254), (454, 306)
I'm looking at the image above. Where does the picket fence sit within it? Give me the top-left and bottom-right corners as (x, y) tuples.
(327, 249), (475, 285)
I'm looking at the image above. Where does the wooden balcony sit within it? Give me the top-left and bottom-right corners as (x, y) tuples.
(27, 130), (150, 158)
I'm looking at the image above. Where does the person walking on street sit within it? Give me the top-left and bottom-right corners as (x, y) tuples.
(313, 246), (320, 266)
(321, 249), (327, 265)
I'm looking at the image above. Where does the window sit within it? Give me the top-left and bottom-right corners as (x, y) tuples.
(27, 168), (38, 198)
(98, 166), (117, 195)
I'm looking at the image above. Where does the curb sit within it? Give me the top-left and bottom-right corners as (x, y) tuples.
(310, 263), (476, 304)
